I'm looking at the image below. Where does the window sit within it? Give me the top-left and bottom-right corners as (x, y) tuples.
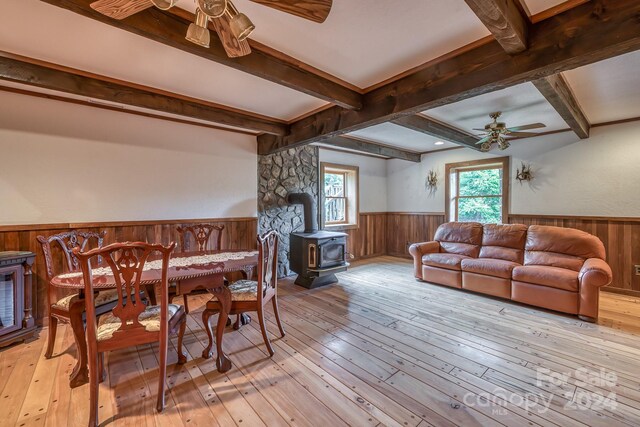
(321, 163), (359, 229)
(445, 157), (509, 224)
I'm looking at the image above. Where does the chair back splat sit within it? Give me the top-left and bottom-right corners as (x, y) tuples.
(257, 230), (278, 301)
(176, 223), (225, 252)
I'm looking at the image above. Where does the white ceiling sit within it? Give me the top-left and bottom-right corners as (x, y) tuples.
(1, 0), (639, 159)
(564, 50), (640, 124)
(347, 123), (460, 153)
(521, 0), (568, 15)
(425, 82), (569, 135)
(177, 0), (491, 88)
(0, 0), (327, 121)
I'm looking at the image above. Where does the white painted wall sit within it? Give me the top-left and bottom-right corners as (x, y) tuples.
(0, 91), (257, 225)
(318, 149), (388, 212)
(387, 120), (640, 217)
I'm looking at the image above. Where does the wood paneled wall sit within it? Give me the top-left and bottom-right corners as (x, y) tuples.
(385, 213), (447, 258)
(0, 217), (257, 324)
(343, 213), (387, 260)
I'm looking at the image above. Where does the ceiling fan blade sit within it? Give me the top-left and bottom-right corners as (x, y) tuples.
(90, 0), (152, 19)
(507, 123), (546, 132)
(475, 136), (491, 144)
(472, 128), (489, 131)
(249, 0), (333, 23)
(507, 131), (539, 137)
(210, 15), (252, 57)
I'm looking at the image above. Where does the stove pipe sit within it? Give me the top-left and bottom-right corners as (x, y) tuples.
(286, 192), (318, 233)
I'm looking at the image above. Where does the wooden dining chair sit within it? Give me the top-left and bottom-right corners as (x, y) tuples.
(74, 241), (187, 427)
(37, 231), (119, 363)
(202, 230), (285, 357)
(174, 223), (225, 313)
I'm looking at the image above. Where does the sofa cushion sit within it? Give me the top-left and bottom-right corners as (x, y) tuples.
(512, 265), (579, 292)
(461, 258), (520, 279)
(524, 225), (606, 271)
(434, 222), (483, 257)
(479, 224), (527, 263)
(422, 253), (470, 271)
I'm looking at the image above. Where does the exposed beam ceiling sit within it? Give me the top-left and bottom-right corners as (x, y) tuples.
(39, 0), (363, 110)
(0, 53), (288, 135)
(532, 73), (590, 139)
(258, 0), (640, 154)
(392, 115), (481, 151)
(463, 0), (528, 54)
(321, 136), (421, 162)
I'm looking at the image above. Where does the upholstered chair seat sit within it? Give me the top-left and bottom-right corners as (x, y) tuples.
(223, 279), (259, 302)
(52, 289), (120, 311)
(96, 304), (182, 342)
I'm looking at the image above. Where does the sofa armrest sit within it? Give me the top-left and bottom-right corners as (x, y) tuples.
(578, 258), (613, 320)
(408, 241), (440, 279)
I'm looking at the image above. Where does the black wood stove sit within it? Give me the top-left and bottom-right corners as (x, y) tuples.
(287, 193), (349, 289)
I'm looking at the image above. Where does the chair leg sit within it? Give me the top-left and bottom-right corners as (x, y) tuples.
(177, 319), (187, 364)
(98, 352), (106, 383)
(257, 305), (274, 357)
(272, 297), (286, 338)
(157, 332), (168, 412)
(183, 294), (190, 314)
(45, 315), (58, 359)
(201, 309), (214, 359)
(87, 349), (100, 427)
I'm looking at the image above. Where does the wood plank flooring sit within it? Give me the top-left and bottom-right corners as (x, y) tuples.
(2, 256), (640, 427)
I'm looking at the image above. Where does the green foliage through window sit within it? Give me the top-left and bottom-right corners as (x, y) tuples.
(456, 168), (503, 224)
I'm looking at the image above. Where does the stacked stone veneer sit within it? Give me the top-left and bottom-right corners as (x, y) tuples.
(258, 146), (319, 277)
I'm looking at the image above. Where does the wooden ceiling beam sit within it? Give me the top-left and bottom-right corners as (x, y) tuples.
(39, 0), (363, 110)
(392, 115), (481, 151)
(463, 0), (528, 54)
(320, 136), (421, 162)
(0, 54), (288, 135)
(258, 0), (640, 154)
(532, 73), (590, 139)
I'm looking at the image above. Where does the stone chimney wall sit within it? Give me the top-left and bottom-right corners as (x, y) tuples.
(257, 146), (319, 277)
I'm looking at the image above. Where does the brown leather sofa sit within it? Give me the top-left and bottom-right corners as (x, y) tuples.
(409, 222), (612, 322)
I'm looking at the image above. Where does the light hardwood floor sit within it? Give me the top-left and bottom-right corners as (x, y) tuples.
(2, 256), (640, 427)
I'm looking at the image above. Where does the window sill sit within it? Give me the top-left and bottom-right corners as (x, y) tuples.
(324, 223), (359, 231)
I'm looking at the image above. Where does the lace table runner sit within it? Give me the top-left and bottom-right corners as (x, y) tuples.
(58, 251), (258, 279)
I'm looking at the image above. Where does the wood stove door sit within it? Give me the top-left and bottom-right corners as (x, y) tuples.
(318, 240), (346, 268)
(0, 265), (23, 337)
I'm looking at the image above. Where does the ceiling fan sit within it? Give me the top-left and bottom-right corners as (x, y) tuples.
(89, 0), (332, 57)
(474, 112), (546, 151)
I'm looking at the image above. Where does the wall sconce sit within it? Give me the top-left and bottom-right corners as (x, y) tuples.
(516, 162), (533, 183)
(425, 169), (438, 195)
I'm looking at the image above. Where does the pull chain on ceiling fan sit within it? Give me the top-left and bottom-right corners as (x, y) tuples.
(474, 112), (546, 152)
(90, 0), (332, 57)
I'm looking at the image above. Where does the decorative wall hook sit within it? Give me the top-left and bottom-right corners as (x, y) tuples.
(425, 169), (438, 195)
(516, 162), (533, 183)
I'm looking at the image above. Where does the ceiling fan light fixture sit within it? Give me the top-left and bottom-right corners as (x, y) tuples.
(186, 9), (211, 48)
(198, 0), (227, 18)
(227, 1), (255, 41)
(151, 0), (178, 11)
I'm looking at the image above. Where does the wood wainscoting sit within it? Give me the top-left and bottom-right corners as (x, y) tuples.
(0, 217), (257, 324)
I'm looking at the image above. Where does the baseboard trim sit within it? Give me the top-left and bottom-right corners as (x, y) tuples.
(601, 287), (640, 297)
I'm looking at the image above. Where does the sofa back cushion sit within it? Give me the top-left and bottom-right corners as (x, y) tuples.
(524, 225), (606, 271)
(434, 222), (483, 258)
(479, 224), (527, 263)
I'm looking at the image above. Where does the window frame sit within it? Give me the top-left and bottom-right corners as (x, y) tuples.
(321, 162), (359, 230)
(445, 156), (510, 224)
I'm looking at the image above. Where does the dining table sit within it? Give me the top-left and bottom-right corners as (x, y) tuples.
(50, 249), (259, 387)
